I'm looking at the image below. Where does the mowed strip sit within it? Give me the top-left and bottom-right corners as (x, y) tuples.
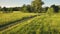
(0, 11), (37, 25)
(1, 14), (60, 34)
(0, 15), (38, 34)
(0, 15), (37, 31)
(1, 16), (40, 34)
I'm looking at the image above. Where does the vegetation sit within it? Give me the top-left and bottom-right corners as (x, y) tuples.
(0, 0), (60, 13)
(31, 0), (44, 12)
(0, 0), (60, 34)
(0, 11), (37, 26)
(0, 13), (60, 34)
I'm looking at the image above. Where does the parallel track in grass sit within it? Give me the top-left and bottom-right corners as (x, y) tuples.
(0, 15), (37, 31)
(1, 13), (60, 34)
(0, 11), (37, 26)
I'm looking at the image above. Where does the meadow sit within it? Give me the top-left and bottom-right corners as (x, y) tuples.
(0, 11), (60, 34)
(0, 11), (37, 26)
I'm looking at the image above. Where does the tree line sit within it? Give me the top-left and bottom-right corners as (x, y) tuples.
(0, 0), (60, 13)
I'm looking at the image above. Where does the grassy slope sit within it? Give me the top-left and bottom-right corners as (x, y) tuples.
(1, 13), (60, 34)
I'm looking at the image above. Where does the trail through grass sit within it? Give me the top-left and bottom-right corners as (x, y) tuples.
(0, 11), (37, 26)
(1, 13), (60, 34)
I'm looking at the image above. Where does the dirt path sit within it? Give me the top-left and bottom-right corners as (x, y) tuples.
(0, 15), (37, 31)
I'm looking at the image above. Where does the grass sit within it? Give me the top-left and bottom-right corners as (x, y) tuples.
(0, 11), (37, 26)
(0, 11), (60, 34)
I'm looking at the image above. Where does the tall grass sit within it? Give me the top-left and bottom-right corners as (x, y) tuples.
(1, 13), (60, 34)
(0, 11), (37, 25)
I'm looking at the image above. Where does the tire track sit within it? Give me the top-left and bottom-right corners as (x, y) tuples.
(0, 15), (37, 31)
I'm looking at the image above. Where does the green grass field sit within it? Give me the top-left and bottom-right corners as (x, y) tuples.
(0, 11), (60, 34)
(0, 11), (37, 25)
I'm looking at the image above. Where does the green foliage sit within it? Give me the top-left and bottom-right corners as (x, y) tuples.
(44, 7), (49, 12)
(0, 6), (2, 11)
(51, 4), (60, 13)
(7, 8), (13, 13)
(26, 5), (33, 12)
(47, 8), (54, 14)
(21, 5), (34, 13)
(21, 4), (28, 12)
(31, 0), (44, 13)
(0, 11), (36, 26)
(2, 7), (12, 13)
(1, 13), (60, 34)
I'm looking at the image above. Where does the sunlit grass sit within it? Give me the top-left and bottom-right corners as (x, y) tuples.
(0, 12), (60, 34)
(0, 11), (36, 25)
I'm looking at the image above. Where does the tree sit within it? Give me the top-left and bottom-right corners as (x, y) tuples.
(31, 0), (44, 13)
(21, 4), (28, 12)
(21, 4), (34, 13)
(2, 7), (13, 13)
(47, 8), (54, 14)
(7, 8), (13, 13)
(26, 5), (34, 12)
(42, 7), (49, 13)
(45, 7), (49, 12)
(12, 7), (20, 11)
(0, 6), (2, 11)
(2, 7), (8, 13)
(51, 4), (59, 13)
